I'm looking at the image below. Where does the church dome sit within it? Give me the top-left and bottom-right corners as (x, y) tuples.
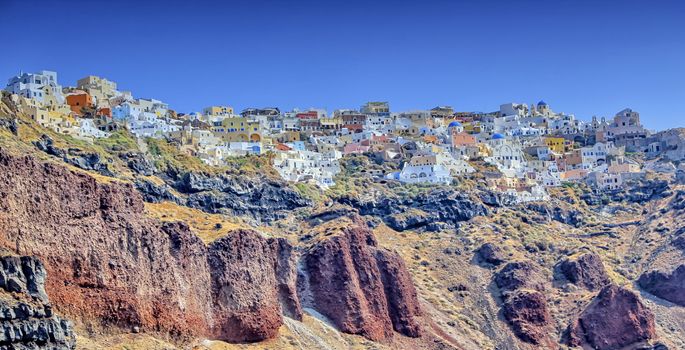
(492, 133), (505, 140)
(537, 100), (548, 106)
(448, 121), (462, 128)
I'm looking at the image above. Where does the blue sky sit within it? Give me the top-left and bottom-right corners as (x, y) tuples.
(1, 0), (683, 130)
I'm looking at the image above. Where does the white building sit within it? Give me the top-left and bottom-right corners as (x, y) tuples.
(77, 118), (111, 139)
(580, 142), (610, 167)
(436, 152), (475, 176)
(500, 103), (529, 117)
(397, 154), (452, 184)
(5, 70), (65, 104)
(272, 149), (341, 188)
(485, 134), (526, 177)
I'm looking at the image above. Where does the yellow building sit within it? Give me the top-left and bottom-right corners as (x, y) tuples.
(544, 137), (566, 153)
(361, 101), (389, 115)
(18, 95), (69, 125)
(211, 117), (261, 142)
(203, 106), (234, 116)
(77, 76), (118, 103)
(462, 123), (482, 133)
(320, 117), (342, 130)
(275, 131), (300, 143)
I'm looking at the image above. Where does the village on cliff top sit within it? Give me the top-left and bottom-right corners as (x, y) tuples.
(6, 70), (684, 203)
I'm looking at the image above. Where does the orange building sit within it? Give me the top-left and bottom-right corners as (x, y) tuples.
(97, 107), (112, 117)
(423, 135), (438, 144)
(66, 92), (93, 115)
(451, 132), (477, 147)
(564, 149), (583, 168)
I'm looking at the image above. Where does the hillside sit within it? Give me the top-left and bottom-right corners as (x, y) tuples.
(0, 95), (683, 350)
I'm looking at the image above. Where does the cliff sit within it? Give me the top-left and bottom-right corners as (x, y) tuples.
(0, 253), (76, 349)
(0, 149), (425, 346)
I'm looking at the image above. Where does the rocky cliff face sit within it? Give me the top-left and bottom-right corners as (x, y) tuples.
(580, 178), (672, 205)
(207, 230), (284, 342)
(135, 171), (311, 223)
(299, 219), (422, 341)
(0, 150), (215, 339)
(33, 135), (113, 176)
(0, 150), (423, 345)
(338, 188), (489, 231)
(568, 284), (656, 350)
(0, 254), (75, 349)
(175, 172), (311, 222)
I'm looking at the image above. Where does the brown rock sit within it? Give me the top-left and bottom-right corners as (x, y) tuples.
(301, 219), (422, 341)
(493, 260), (553, 345)
(475, 243), (507, 266)
(268, 237), (303, 320)
(207, 230), (283, 342)
(568, 284), (656, 350)
(0, 150), (425, 344)
(558, 252), (610, 291)
(494, 260), (546, 293)
(501, 290), (553, 345)
(0, 150), (215, 338)
(375, 249), (422, 337)
(0, 150), (292, 343)
(638, 264), (685, 306)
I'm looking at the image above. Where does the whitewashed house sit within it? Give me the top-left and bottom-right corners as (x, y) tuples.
(5, 70), (65, 104)
(485, 134), (526, 177)
(397, 154), (452, 184)
(77, 118), (110, 139)
(272, 149), (341, 188)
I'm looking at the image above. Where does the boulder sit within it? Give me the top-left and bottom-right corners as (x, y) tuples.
(558, 252), (610, 291)
(502, 290), (552, 345)
(475, 243), (508, 266)
(493, 261), (553, 345)
(495, 261), (546, 293)
(568, 284), (656, 350)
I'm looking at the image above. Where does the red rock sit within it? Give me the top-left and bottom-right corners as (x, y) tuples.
(493, 260), (554, 345)
(0, 151), (291, 343)
(269, 237), (303, 320)
(376, 249), (422, 337)
(494, 260), (546, 293)
(207, 230), (283, 342)
(302, 219), (422, 341)
(0, 150), (424, 344)
(0, 151), (214, 339)
(501, 290), (553, 346)
(568, 284), (656, 350)
(558, 252), (610, 291)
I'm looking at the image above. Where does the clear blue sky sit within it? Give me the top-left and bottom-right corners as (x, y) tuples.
(1, 0), (683, 130)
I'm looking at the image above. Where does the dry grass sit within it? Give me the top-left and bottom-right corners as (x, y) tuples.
(145, 201), (246, 244)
